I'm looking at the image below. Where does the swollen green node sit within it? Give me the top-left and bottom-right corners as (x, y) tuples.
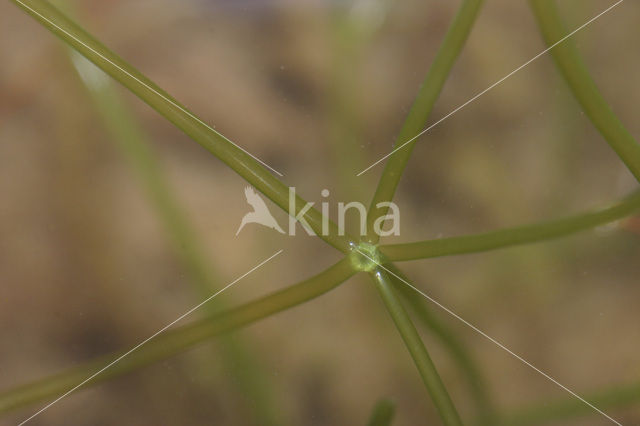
(348, 241), (383, 272)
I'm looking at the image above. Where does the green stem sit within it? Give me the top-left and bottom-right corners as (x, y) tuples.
(529, 0), (640, 182)
(501, 381), (640, 426)
(327, 5), (370, 203)
(11, 0), (354, 252)
(366, 0), (484, 242)
(367, 398), (396, 426)
(0, 258), (356, 415)
(70, 54), (217, 299)
(68, 51), (281, 425)
(385, 264), (495, 425)
(380, 190), (640, 261)
(369, 268), (463, 426)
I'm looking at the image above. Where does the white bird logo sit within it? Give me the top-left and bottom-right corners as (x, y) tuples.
(236, 186), (285, 236)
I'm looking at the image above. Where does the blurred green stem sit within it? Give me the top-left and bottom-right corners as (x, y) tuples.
(501, 381), (640, 426)
(369, 268), (463, 426)
(68, 50), (280, 425)
(380, 190), (640, 261)
(366, 0), (484, 242)
(11, 0), (354, 252)
(385, 264), (496, 424)
(0, 258), (356, 414)
(367, 398), (396, 426)
(529, 0), (640, 182)
(71, 55), (215, 298)
(327, 4), (368, 200)
(327, 2), (387, 210)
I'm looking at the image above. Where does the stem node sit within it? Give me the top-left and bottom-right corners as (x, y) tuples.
(349, 241), (383, 272)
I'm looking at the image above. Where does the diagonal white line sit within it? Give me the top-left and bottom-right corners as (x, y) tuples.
(355, 249), (622, 425)
(356, 0), (624, 177)
(18, 249), (284, 426)
(13, 0), (284, 177)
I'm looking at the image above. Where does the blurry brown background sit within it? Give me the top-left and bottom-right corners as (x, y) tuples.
(1, 0), (639, 424)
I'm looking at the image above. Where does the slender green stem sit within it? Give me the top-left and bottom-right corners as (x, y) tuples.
(529, 0), (640, 182)
(385, 264), (495, 425)
(68, 51), (281, 425)
(327, 5), (369, 202)
(11, 0), (354, 252)
(70, 53), (218, 300)
(380, 190), (640, 261)
(365, 0), (484, 242)
(0, 258), (356, 414)
(369, 268), (463, 426)
(501, 381), (640, 426)
(367, 398), (396, 426)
